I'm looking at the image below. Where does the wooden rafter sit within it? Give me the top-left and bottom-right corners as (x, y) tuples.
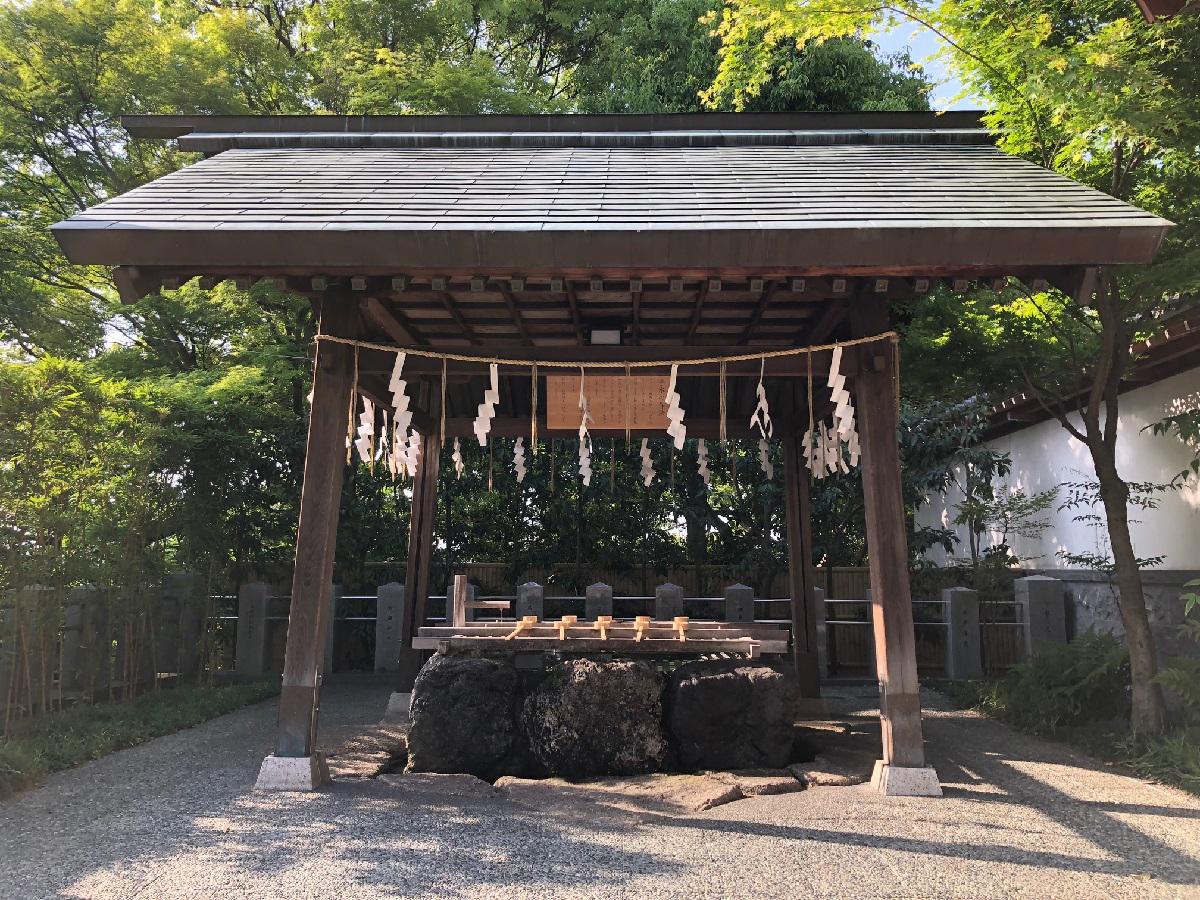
(497, 285), (534, 345)
(362, 295), (426, 346)
(631, 284), (642, 344)
(438, 290), (480, 345)
(737, 279), (780, 345)
(563, 282), (585, 345)
(686, 281), (710, 343)
(801, 299), (847, 346)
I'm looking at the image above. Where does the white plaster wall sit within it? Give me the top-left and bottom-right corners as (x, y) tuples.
(916, 366), (1200, 569)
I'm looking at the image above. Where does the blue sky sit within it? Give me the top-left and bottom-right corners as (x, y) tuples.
(872, 22), (980, 110)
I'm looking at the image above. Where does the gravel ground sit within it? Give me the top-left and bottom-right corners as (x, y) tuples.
(1, 676), (1198, 899)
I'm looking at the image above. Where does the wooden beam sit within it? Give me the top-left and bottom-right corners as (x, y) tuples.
(369, 345), (843, 376)
(851, 299), (928, 770)
(362, 295), (425, 346)
(275, 299), (356, 758)
(112, 266), (160, 303)
(783, 431), (821, 698)
(738, 279), (780, 345)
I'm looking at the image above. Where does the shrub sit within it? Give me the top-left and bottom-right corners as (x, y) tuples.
(973, 631), (1130, 734)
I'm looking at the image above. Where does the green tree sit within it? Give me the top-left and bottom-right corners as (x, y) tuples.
(706, 0), (1200, 732)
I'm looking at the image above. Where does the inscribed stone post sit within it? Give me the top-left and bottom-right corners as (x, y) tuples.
(944, 587), (983, 680)
(374, 582), (405, 672)
(516, 582), (544, 620)
(724, 583), (755, 623)
(655, 583), (684, 621)
(585, 583), (613, 620)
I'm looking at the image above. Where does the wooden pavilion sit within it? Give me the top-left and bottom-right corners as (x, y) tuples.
(52, 112), (1169, 794)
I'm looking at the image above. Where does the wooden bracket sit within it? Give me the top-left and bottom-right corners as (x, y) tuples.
(593, 616), (614, 640)
(555, 615), (578, 641)
(505, 615), (538, 641)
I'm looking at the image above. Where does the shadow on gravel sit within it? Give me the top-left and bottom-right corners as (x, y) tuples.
(923, 698), (1200, 887)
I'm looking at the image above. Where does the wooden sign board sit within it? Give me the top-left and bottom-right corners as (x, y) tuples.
(546, 375), (670, 431)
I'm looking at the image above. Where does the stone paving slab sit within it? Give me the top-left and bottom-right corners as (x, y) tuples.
(1, 676), (1197, 899)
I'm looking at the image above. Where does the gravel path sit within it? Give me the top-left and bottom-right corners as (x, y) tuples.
(2, 677), (1198, 899)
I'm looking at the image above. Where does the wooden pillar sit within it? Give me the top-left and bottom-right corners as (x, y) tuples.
(851, 300), (928, 771)
(782, 431), (821, 698)
(274, 299), (355, 759)
(400, 395), (442, 679)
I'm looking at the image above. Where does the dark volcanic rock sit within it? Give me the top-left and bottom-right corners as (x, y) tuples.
(406, 653), (520, 780)
(667, 659), (798, 771)
(522, 659), (667, 778)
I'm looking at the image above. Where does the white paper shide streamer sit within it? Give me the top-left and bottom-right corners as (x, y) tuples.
(749, 357), (773, 440)
(578, 370), (593, 485)
(758, 438), (774, 479)
(473, 362), (500, 447)
(451, 437), (464, 478)
(389, 352), (415, 476)
(354, 395), (375, 465)
(805, 344), (861, 479)
(513, 436), (527, 483)
(696, 438), (711, 488)
(639, 438), (655, 487)
(664, 364), (686, 450)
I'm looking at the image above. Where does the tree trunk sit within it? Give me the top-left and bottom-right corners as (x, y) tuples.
(1089, 440), (1166, 732)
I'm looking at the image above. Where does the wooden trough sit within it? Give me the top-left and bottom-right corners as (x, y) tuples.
(414, 614), (790, 658)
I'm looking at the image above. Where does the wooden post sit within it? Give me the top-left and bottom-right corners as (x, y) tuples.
(783, 432), (821, 698)
(273, 299), (356, 760)
(852, 300), (939, 794)
(450, 574), (468, 628)
(400, 404), (442, 683)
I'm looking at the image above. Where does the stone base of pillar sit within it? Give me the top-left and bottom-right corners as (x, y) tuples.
(381, 691), (411, 725)
(254, 753), (331, 791)
(870, 760), (942, 797)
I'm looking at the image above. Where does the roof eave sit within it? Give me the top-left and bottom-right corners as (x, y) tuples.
(51, 221), (1172, 272)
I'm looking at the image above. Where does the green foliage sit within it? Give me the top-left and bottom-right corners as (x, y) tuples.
(948, 632), (1200, 795)
(1055, 478), (1170, 571)
(0, 680), (277, 799)
(1149, 410), (1200, 482)
(969, 632), (1131, 734)
(1115, 729), (1200, 795)
(1154, 580), (1200, 724)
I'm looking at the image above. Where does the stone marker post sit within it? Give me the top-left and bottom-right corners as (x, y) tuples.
(323, 584), (342, 675)
(724, 583), (755, 623)
(169, 575), (204, 681)
(943, 587), (983, 680)
(1016, 575), (1067, 655)
(585, 583), (614, 620)
(235, 581), (271, 677)
(813, 586), (829, 677)
(374, 582), (405, 672)
(655, 583), (684, 621)
(516, 582), (544, 620)
(62, 589), (86, 693)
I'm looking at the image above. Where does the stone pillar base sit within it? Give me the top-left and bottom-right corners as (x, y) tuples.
(254, 753), (331, 791)
(381, 691), (411, 725)
(871, 760), (942, 797)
